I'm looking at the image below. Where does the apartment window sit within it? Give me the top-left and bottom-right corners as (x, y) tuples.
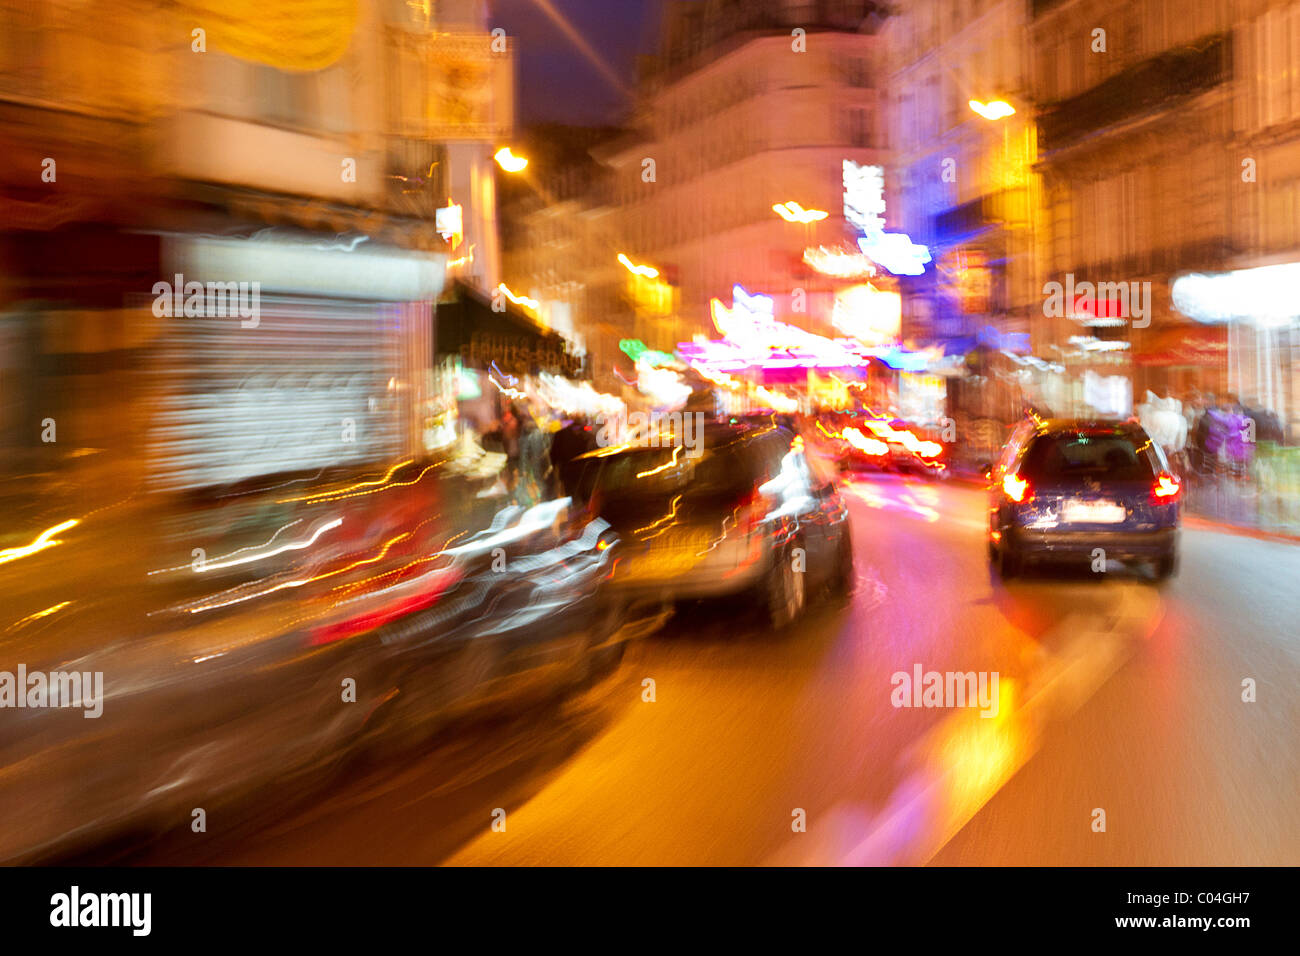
(1261, 6), (1299, 126)
(844, 107), (872, 147)
(781, 0), (816, 25)
(845, 55), (869, 87)
(1264, 180), (1299, 250)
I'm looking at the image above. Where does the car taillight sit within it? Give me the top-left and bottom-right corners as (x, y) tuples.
(1151, 473), (1181, 504)
(1002, 473), (1031, 503)
(309, 566), (461, 646)
(735, 489), (766, 534)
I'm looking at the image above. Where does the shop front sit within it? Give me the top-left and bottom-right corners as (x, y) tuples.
(1171, 261), (1298, 437)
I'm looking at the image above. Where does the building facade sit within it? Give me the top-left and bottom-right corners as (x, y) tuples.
(0, 0), (513, 503)
(600, 0), (890, 350)
(882, 0), (1040, 352)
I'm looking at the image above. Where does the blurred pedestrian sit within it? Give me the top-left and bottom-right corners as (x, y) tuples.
(516, 411), (551, 506)
(549, 415), (597, 496)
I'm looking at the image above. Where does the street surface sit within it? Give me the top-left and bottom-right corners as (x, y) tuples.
(133, 474), (1299, 866)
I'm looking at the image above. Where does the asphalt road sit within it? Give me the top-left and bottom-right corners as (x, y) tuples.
(136, 473), (1300, 865)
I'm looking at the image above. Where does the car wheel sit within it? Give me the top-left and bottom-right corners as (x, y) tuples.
(766, 542), (807, 629)
(828, 529), (854, 599)
(1154, 549), (1178, 580)
(580, 597), (628, 687)
(996, 541), (1022, 579)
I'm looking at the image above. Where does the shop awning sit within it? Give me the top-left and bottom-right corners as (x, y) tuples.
(436, 280), (579, 376)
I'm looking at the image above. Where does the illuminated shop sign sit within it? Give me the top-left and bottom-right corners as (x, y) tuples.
(843, 160), (931, 276)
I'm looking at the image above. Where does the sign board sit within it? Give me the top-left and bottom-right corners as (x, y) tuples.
(397, 34), (515, 141)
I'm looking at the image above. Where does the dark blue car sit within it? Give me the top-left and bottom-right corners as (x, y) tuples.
(987, 418), (1181, 579)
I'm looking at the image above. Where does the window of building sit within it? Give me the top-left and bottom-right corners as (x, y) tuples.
(844, 107), (872, 147)
(846, 55), (869, 87)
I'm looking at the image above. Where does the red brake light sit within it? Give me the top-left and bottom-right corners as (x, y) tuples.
(309, 567), (461, 646)
(735, 489), (766, 534)
(1152, 473), (1181, 503)
(1002, 473), (1031, 503)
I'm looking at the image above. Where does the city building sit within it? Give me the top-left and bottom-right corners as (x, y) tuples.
(499, 123), (627, 394)
(598, 0), (891, 353)
(881, 0), (1040, 352)
(0, 0), (516, 502)
(1028, 0), (1238, 417)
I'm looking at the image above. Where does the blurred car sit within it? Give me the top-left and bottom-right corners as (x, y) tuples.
(561, 422), (853, 629)
(986, 418), (1182, 579)
(833, 413), (947, 478)
(0, 460), (642, 863)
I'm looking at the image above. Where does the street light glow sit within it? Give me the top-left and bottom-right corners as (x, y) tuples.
(773, 201), (829, 224)
(618, 253), (659, 278)
(969, 99), (1016, 120)
(494, 147), (529, 172)
(497, 283), (540, 313)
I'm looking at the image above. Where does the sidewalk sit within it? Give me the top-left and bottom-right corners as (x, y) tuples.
(944, 461), (1300, 544)
(1184, 476), (1300, 543)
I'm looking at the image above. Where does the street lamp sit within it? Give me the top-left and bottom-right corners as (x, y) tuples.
(617, 253), (659, 278)
(494, 147), (528, 172)
(773, 201), (829, 223)
(969, 99), (1015, 121)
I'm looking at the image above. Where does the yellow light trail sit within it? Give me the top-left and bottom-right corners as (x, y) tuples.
(634, 495), (682, 537)
(498, 283), (540, 312)
(0, 519), (80, 566)
(189, 531), (414, 614)
(278, 460), (423, 504)
(637, 445), (682, 478)
(6, 601), (72, 632)
(618, 253), (659, 278)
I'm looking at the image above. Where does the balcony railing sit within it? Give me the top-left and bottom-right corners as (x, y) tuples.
(1038, 34), (1231, 153)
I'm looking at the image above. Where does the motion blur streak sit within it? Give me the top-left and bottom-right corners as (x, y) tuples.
(0, 519), (80, 566)
(3, 0), (1299, 871)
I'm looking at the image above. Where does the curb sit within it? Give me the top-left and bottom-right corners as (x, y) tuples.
(1182, 514), (1300, 545)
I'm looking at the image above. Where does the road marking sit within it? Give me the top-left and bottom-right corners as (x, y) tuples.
(769, 582), (1164, 866)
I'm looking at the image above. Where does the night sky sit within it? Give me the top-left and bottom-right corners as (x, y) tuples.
(490, 0), (664, 127)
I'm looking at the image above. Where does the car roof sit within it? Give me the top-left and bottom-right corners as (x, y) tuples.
(1032, 417), (1144, 435)
(572, 421), (786, 462)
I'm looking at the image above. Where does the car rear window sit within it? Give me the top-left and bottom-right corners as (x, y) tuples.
(1019, 430), (1158, 483)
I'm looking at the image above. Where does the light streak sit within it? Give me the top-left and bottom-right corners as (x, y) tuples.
(187, 532), (414, 614)
(498, 283), (540, 313)
(0, 519), (79, 566)
(195, 518), (342, 572)
(278, 460), (412, 504)
(5, 601), (72, 631)
(773, 201), (829, 223)
(637, 445), (683, 478)
(618, 253), (659, 278)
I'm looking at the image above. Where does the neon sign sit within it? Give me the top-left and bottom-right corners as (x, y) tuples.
(803, 244), (877, 279)
(843, 160), (930, 276)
